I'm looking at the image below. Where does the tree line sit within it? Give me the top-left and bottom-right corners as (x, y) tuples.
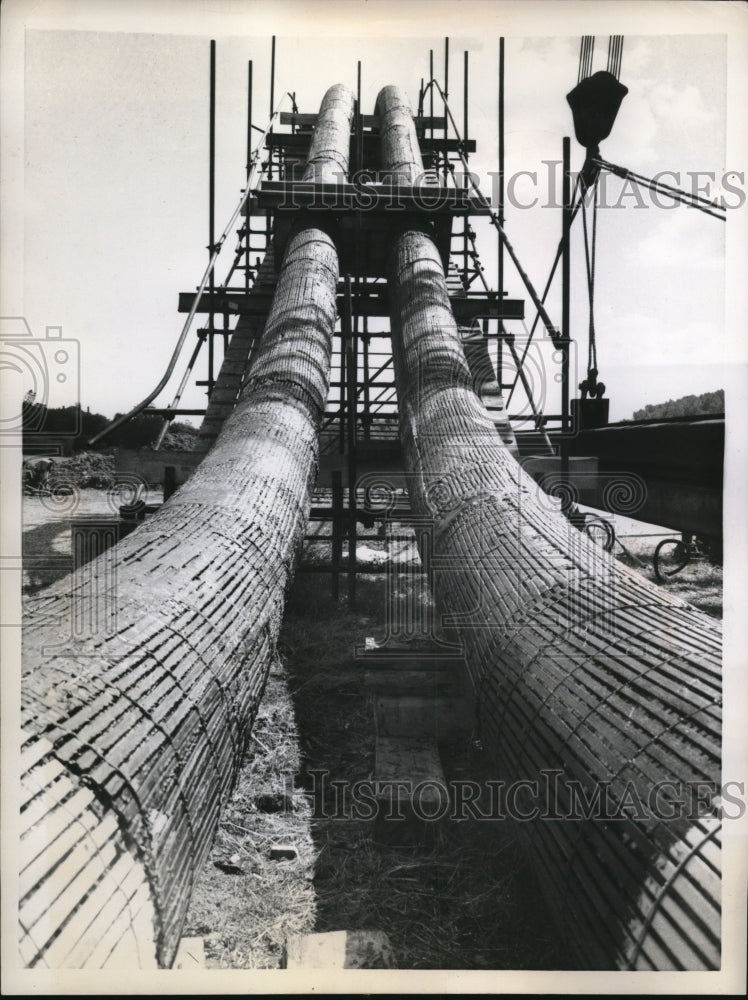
(22, 399), (197, 451)
(632, 389), (724, 421)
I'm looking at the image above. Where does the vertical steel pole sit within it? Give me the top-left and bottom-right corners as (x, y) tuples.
(270, 35), (276, 114)
(429, 49), (434, 144)
(339, 324), (346, 454)
(463, 50), (469, 289)
(266, 29), (276, 269)
(497, 36), (505, 392)
(444, 36), (449, 99)
(245, 59), (253, 295)
(363, 319), (370, 441)
(354, 62), (362, 338)
(562, 135), (571, 433)
(443, 37), (449, 183)
(463, 50), (468, 147)
(357, 61), (362, 176)
(208, 39), (216, 396)
(332, 468), (343, 601)
(344, 275), (357, 605)
(352, 97), (359, 187)
(246, 60), (253, 182)
(268, 35), (276, 182)
(356, 59), (367, 455)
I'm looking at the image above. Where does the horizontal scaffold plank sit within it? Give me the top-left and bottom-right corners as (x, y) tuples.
(178, 289), (524, 322)
(266, 131), (476, 154)
(279, 111), (446, 130)
(253, 180), (491, 214)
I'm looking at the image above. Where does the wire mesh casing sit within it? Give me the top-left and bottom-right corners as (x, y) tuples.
(376, 83), (722, 971)
(20, 84), (355, 969)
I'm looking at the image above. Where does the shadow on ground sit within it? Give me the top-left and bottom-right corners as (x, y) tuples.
(22, 520), (72, 594)
(280, 571), (571, 970)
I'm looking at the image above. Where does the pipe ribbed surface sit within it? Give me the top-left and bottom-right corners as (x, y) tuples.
(376, 85), (722, 971)
(304, 83), (356, 183)
(20, 83), (354, 969)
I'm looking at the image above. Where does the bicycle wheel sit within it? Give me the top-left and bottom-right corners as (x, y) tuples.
(653, 538), (690, 583)
(584, 517), (615, 552)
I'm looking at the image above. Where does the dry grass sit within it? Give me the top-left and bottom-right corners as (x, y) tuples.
(182, 659), (317, 968)
(613, 534), (723, 617)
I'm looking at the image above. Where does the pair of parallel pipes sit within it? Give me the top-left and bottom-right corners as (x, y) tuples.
(20, 82), (721, 971)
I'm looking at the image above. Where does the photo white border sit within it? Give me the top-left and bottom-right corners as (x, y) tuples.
(2, 1), (746, 994)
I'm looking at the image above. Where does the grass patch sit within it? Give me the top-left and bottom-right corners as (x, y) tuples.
(613, 535), (722, 618)
(182, 661), (316, 969)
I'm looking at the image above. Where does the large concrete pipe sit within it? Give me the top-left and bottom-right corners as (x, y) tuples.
(375, 85), (722, 970)
(19, 83), (355, 969)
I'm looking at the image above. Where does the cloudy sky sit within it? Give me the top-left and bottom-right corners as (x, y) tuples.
(2, 0), (746, 424)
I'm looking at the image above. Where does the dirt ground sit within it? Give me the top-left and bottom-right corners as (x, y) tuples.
(19, 491), (722, 969)
(180, 570), (570, 970)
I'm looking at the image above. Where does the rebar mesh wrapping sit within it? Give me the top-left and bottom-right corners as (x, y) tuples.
(376, 84), (722, 971)
(20, 83), (355, 969)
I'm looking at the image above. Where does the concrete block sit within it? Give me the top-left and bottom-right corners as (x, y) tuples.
(375, 735), (446, 793)
(363, 666), (456, 694)
(375, 693), (471, 740)
(269, 843), (298, 861)
(374, 735), (449, 845)
(285, 929), (395, 969)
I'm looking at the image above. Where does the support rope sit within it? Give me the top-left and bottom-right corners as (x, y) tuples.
(595, 157), (726, 221)
(579, 36), (595, 83)
(580, 177), (599, 380)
